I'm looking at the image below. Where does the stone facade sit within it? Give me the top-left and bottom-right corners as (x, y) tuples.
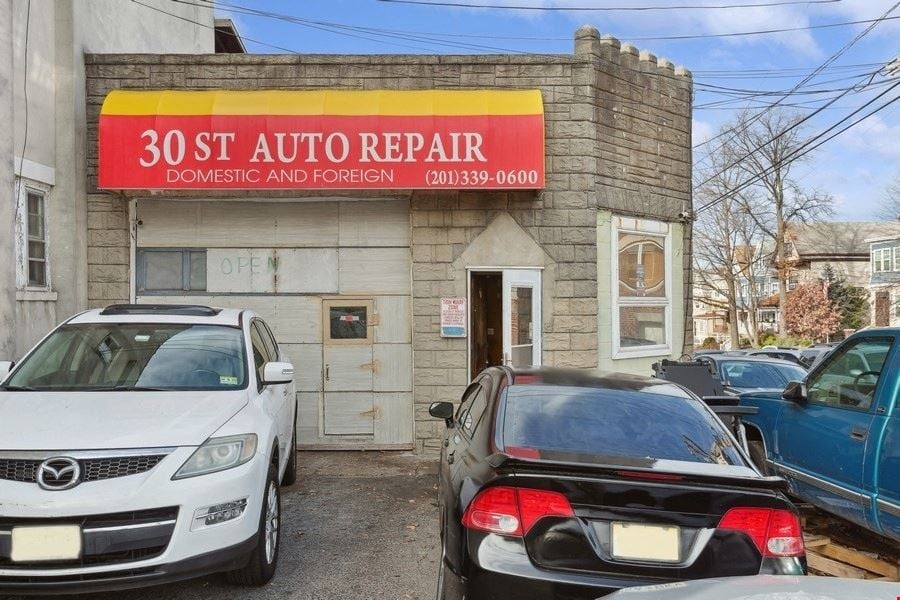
(84, 26), (693, 453)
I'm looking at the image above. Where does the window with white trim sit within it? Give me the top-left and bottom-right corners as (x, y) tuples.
(613, 217), (671, 357)
(893, 247), (900, 272)
(872, 247), (893, 273)
(14, 180), (51, 291)
(25, 190), (47, 287)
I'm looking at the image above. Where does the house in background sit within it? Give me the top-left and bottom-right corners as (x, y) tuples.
(868, 233), (900, 327)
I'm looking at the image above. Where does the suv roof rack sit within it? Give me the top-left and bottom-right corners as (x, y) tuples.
(99, 304), (222, 317)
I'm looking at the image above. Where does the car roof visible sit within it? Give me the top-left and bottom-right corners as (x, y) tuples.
(701, 355), (802, 365)
(503, 366), (695, 399)
(67, 306), (248, 327)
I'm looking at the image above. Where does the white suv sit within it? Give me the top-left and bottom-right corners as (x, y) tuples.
(0, 304), (297, 593)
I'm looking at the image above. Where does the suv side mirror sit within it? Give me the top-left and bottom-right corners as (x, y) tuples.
(783, 380), (807, 403)
(429, 401), (455, 427)
(0, 361), (13, 382)
(262, 361), (294, 385)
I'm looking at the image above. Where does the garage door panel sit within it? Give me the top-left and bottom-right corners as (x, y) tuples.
(206, 249), (276, 293)
(297, 391), (321, 443)
(339, 248), (410, 295)
(375, 296), (411, 343)
(136, 200), (340, 247)
(339, 199), (410, 247)
(373, 393), (413, 445)
(374, 344), (412, 392)
(280, 344), (323, 392)
(324, 392), (374, 435)
(136, 295), (322, 343)
(276, 249), (339, 294)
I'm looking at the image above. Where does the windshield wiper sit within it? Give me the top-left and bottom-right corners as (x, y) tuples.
(0, 385), (37, 391)
(84, 385), (170, 392)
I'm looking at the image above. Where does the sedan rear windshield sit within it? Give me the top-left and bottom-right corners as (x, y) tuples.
(501, 385), (744, 466)
(3, 323), (247, 391)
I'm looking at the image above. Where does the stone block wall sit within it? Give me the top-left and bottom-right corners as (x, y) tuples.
(83, 26), (693, 453)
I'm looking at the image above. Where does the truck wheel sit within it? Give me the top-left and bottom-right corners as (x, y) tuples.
(748, 441), (768, 475)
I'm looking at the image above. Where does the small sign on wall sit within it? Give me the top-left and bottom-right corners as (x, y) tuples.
(440, 297), (467, 338)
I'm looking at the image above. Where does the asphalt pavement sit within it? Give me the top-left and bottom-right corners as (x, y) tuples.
(3, 451), (441, 600)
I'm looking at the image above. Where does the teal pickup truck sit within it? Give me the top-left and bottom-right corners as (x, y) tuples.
(739, 329), (899, 542)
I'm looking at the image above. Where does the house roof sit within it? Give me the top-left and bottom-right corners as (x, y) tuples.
(788, 221), (900, 259)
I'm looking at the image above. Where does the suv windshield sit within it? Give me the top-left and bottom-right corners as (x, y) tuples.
(3, 323), (247, 391)
(501, 385), (744, 466)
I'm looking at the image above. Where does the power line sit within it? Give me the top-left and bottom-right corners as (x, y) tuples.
(377, 0), (843, 11)
(204, 2), (899, 46)
(695, 80), (900, 214)
(692, 0), (900, 154)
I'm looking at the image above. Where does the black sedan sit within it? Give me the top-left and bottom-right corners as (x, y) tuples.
(430, 367), (806, 600)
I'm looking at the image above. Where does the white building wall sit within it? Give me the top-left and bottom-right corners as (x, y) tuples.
(2, 0), (214, 359)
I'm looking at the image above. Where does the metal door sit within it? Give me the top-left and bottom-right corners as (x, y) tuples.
(322, 299), (375, 436)
(502, 269), (542, 368)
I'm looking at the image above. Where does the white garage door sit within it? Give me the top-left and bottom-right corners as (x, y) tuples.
(133, 198), (413, 450)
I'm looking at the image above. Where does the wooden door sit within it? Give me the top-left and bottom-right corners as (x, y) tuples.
(322, 299), (375, 436)
(875, 291), (889, 327)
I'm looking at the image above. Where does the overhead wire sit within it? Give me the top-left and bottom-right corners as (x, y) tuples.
(694, 80), (900, 214)
(376, 0), (844, 11)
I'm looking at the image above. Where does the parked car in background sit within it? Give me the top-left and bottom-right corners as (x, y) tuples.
(695, 355), (808, 395)
(430, 367), (806, 600)
(746, 349), (805, 366)
(604, 575), (900, 600)
(0, 304), (297, 593)
(803, 343), (839, 370)
(739, 330), (899, 542)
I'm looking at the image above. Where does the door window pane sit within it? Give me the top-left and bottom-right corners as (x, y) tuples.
(807, 338), (892, 410)
(618, 233), (665, 298)
(619, 306), (666, 347)
(511, 287), (533, 345)
(329, 306), (368, 340)
(143, 251), (183, 290)
(189, 251), (207, 290)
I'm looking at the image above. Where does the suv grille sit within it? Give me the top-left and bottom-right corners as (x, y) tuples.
(0, 507), (179, 570)
(0, 455), (166, 484)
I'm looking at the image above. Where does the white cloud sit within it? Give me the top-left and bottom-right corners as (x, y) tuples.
(692, 118), (715, 145)
(842, 113), (900, 159)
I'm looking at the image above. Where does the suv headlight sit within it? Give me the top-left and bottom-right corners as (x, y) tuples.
(173, 434), (257, 479)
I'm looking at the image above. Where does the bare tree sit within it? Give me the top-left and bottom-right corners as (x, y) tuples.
(878, 170), (900, 220)
(694, 133), (764, 348)
(727, 109), (834, 335)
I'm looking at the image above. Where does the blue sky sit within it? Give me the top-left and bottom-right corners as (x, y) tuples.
(218, 0), (899, 220)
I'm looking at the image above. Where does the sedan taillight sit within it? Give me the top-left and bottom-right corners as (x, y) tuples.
(462, 486), (574, 537)
(718, 507), (805, 557)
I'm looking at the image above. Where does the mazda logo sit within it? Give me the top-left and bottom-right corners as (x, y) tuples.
(36, 457), (81, 491)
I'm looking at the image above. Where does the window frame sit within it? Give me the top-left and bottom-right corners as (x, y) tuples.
(872, 248), (892, 273)
(805, 336), (893, 413)
(894, 247), (900, 272)
(612, 217), (673, 359)
(136, 248), (207, 294)
(14, 180), (52, 291)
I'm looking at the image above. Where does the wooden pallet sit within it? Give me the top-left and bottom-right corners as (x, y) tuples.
(804, 534), (900, 581)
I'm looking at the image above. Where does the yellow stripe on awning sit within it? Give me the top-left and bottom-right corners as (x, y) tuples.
(101, 89), (544, 117)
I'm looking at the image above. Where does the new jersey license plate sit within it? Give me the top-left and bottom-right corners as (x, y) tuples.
(611, 522), (680, 562)
(10, 525), (82, 562)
